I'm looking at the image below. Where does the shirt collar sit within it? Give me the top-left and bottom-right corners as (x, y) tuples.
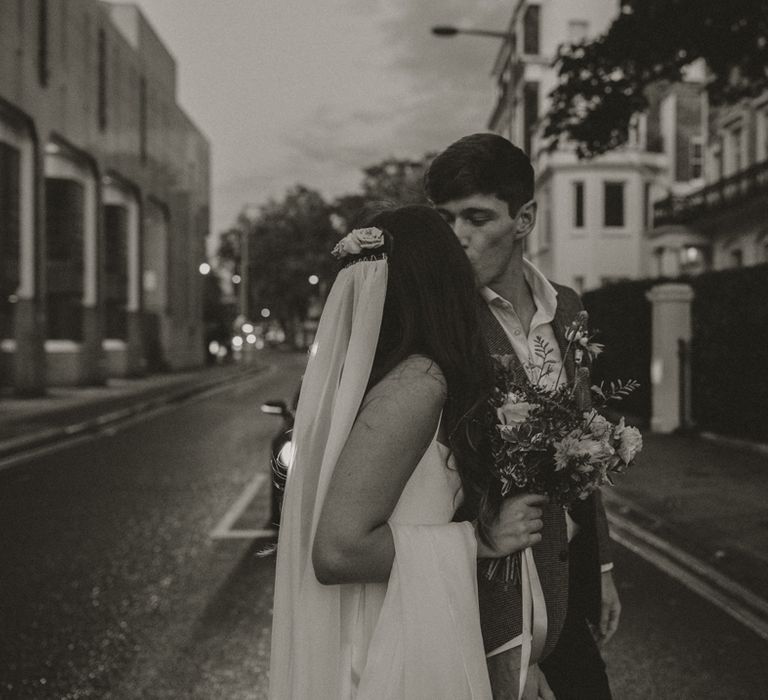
(480, 258), (559, 320)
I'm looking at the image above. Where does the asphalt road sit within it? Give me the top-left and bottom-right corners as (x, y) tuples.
(1, 351), (766, 699)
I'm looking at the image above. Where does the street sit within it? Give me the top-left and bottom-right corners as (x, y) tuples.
(1, 352), (767, 699)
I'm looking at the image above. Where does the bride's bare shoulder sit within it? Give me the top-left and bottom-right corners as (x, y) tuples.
(362, 355), (447, 412)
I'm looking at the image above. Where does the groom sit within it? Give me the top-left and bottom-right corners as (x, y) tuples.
(425, 133), (620, 699)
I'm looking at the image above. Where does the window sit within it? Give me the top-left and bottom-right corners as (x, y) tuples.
(139, 76), (148, 164)
(757, 108), (768, 163)
(730, 248), (743, 268)
(0, 142), (21, 339)
(642, 181), (651, 229)
(523, 81), (539, 156)
(730, 126), (743, 174)
(600, 276), (629, 287)
(679, 245), (709, 275)
(567, 20), (589, 43)
(38, 0), (49, 86)
(540, 191), (552, 247)
(98, 28), (108, 131)
(603, 182), (625, 227)
(573, 181), (585, 228)
(523, 4), (540, 55)
(690, 136), (703, 179)
(713, 141), (724, 180)
(45, 178), (85, 341)
(104, 204), (129, 339)
(60, 0), (68, 67)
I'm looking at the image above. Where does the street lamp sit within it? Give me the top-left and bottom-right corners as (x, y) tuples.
(430, 24), (517, 141)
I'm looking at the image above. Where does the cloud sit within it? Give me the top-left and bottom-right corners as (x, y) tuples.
(134, 0), (511, 233)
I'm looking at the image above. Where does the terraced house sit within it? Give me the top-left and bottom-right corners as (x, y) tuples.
(0, 0), (210, 394)
(650, 91), (768, 276)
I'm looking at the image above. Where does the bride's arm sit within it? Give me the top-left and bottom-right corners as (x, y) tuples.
(312, 355), (446, 585)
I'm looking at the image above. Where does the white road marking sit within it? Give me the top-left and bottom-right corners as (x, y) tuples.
(608, 510), (768, 642)
(210, 472), (277, 540)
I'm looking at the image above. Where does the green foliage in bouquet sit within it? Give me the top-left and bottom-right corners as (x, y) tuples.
(483, 311), (642, 583)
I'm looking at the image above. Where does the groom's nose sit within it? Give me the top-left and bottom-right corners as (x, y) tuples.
(453, 221), (472, 250)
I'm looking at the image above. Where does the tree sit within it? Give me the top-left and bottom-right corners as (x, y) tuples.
(332, 154), (435, 230)
(245, 186), (338, 343)
(543, 0), (768, 157)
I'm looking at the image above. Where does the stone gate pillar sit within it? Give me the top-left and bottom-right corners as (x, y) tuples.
(647, 282), (694, 433)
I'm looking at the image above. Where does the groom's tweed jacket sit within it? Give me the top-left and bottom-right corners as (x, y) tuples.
(474, 282), (612, 659)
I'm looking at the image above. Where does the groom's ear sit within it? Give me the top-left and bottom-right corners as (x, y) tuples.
(514, 200), (537, 240)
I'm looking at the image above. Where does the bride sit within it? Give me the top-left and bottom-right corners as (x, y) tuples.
(269, 205), (545, 699)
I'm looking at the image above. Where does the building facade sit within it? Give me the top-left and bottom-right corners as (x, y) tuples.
(488, 0), (703, 291)
(0, 0), (210, 393)
(650, 91), (768, 276)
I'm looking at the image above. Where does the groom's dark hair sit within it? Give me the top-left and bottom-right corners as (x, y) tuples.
(424, 133), (534, 216)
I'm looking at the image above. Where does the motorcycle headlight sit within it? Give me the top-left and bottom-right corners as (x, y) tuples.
(277, 441), (295, 471)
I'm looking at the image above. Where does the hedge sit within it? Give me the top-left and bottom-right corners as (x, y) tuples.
(582, 280), (656, 425)
(690, 264), (768, 441)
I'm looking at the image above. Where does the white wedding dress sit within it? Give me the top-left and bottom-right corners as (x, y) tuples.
(351, 439), (492, 699)
(269, 258), (492, 699)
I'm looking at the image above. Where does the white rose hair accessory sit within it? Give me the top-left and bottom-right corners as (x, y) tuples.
(331, 226), (385, 260)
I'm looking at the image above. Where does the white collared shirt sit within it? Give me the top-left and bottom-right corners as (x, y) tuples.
(481, 258), (565, 394)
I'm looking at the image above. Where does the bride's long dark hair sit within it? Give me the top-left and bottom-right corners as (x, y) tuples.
(361, 205), (497, 535)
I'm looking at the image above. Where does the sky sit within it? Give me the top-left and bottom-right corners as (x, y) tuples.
(131, 0), (510, 237)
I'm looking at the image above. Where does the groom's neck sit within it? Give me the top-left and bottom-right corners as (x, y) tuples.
(488, 251), (531, 309)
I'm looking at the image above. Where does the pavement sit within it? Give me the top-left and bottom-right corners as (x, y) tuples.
(0, 360), (267, 463)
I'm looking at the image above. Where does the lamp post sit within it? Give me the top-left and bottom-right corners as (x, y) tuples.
(431, 25), (517, 141)
(431, 25), (515, 41)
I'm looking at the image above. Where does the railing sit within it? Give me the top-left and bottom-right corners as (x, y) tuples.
(653, 159), (768, 227)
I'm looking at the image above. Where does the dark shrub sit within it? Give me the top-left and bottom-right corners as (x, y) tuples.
(690, 264), (768, 441)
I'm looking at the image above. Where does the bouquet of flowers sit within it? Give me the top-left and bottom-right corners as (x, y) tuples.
(484, 310), (642, 582)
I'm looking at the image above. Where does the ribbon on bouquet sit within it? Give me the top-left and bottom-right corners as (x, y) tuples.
(517, 546), (548, 700)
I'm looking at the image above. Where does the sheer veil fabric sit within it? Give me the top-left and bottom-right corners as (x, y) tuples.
(268, 258), (492, 699)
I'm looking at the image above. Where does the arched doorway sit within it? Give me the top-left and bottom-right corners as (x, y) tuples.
(102, 176), (143, 377)
(143, 198), (169, 371)
(43, 141), (99, 386)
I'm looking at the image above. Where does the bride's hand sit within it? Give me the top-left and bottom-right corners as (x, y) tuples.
(475, 493), (547, 559)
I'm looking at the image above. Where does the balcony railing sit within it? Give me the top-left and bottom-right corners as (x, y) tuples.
(653, 159), (768, 227)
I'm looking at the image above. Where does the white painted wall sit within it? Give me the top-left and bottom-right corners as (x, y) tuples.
(0, 120), (35, 301)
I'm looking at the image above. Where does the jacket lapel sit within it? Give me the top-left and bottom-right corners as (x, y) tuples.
(551, 298), (575, 384)
(477, 300), (529, 385)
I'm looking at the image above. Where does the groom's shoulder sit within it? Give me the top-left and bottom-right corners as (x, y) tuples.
(549, 280), (583, 310)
